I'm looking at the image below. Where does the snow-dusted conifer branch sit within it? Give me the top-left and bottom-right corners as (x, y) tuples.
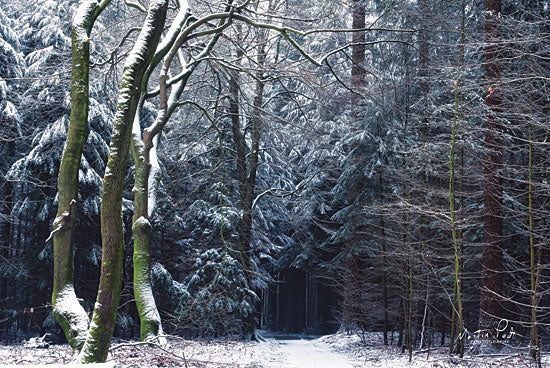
(78, 0), (169, 363)
(52, 0), (111, 351)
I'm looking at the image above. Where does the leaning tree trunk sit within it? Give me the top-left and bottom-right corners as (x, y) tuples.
(52, 0), (111, 351)
(478, 0), (503, 337)
(78, 0), (168, 362)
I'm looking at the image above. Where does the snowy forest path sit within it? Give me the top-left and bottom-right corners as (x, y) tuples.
(258, 331), (360, 368)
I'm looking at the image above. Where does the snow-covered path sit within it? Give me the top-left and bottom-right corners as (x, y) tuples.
(260, 332), (359, 368)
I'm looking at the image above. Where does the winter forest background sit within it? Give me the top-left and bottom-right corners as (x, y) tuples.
(1, 0), (550, 364)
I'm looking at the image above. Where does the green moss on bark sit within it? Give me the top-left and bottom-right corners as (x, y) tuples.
(130, 109), (164, 342)
(132, 217), (163, 340)
(52, 0), (112, 350)
(78, 1), (169, 362)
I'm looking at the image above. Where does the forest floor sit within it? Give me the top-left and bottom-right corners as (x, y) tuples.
(0, 330), (547, 367)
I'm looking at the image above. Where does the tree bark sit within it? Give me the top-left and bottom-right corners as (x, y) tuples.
(229, 25), (267, 340)
(131, 121), (164, 343)
(350, 0), (366, 122)
(243, 43), (266, 342)
(78, 0), (168, 362)
(130, 0), (231, 342)
(449, 0), (465, 357)
(52, 0), (111, 351)
(131, 111), (166, 343)
(479, 0), (503, 335)
(377, 147), (388, 345)
(1, 141), (14, 302)
(340, 0), (366, 332)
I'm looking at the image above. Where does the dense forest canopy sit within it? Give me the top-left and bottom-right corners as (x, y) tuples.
(0, 0), (549, 364)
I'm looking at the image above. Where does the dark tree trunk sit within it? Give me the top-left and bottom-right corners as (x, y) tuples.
(229, 28), (267, 340)
(350, 0), (366, 122)
(1, 141), (14, 302)
(479, 0), (504, 335)
(340, 0), (366, 332)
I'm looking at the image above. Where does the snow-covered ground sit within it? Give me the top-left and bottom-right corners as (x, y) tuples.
(259, 331), (356, 368)
(0, 331), (547, 367)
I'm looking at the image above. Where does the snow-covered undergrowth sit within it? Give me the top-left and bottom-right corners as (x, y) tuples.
(0, 331), (548, 367)
(319, 331), (548, 368)
(0, 335), (281, 367)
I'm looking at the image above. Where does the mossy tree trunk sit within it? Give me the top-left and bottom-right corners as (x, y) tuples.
(129, 1), (193, 344)
(129, 0), (235, 342)
(78, 0), (168, 362)
(52, 0), (111, 351)
(130, 74), (167, 343)
(131, 121), (166, 341)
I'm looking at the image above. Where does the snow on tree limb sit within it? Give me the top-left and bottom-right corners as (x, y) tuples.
(78, 0), (169, 362)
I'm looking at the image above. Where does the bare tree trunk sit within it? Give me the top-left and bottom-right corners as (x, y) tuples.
(1, 141), (14, 303)
(78, 1), (168, 362)
(238, 31), (267, 340)
(339, 0), (366, 332)
(52, 0), (111, 351)
(479, 0), (503, 336)
(350, 0), (366, 122)
(379, 203), (388, 345)
(526, 58), (540, 362)
(449, 1), (465, 356)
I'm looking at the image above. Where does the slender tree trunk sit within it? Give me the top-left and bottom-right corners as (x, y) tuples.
(406, 211), (413, 363)
(379, 204), (388, 345)
(479, 0), (503, 336)
(419, 274), (429, 349)
(242, 37), (266, 341)
(377, 135), (389, 344)
(418, 0), (429, 132)
(52, 0), (111, 351)
(449, 2), (465, 356)
(228, 39), (252, 339)
(526, 59), (540, 362)
(528, 122), (539, 361)
(131, 120), (165, 343)
(1, 141), (14, 303)
(227, 21), (268, 339)
(350, 0), (366, 122)
(78, 1), (168, 362)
